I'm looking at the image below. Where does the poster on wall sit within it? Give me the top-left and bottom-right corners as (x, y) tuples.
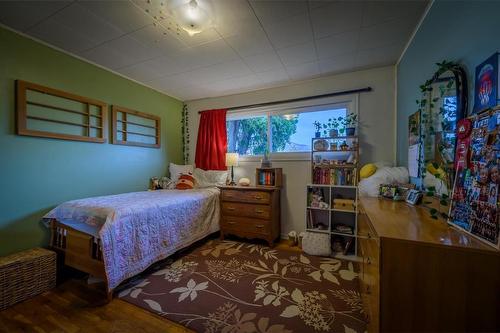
(473, 52), (500, 114)
(448, 108), (500, 249)
(408, 111), (420, 146)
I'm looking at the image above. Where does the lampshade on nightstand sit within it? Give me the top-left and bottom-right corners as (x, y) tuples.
(225, 153), (239, 185)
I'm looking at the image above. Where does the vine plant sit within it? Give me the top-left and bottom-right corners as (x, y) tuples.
(415, 60), (467, 220)
(181, 104), (190, 164)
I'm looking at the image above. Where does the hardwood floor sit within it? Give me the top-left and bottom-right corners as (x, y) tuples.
(0, 239), (303, 333)
(0, 279), (192, 333)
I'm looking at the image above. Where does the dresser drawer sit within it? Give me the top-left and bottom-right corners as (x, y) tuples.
(222, 217), (270, 236)
(358, 213), (377, 239)
(222, 202), (271, 219)
(222, 190), (271, 204)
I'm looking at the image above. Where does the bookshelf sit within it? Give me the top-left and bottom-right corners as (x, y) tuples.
(256, 168), (282, 187)
(306, 135), (360, 260)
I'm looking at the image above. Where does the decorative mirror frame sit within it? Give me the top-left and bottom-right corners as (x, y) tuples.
(416, 61), (468, 218)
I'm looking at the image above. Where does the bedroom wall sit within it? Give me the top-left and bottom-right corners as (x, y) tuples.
(186, 66), (395, 237)
(396, 1), (500, 166)
(0, 27), (183, 256)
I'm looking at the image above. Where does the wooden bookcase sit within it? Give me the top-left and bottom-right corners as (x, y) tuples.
(256, 168), (282, 187)
(305, 135), (360, 260)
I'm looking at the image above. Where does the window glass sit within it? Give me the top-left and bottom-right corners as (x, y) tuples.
(271, 108), (347, 152)
(226, 115), (268, 155)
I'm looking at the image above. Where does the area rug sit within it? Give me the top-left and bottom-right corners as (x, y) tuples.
(119, 240), (367, 333)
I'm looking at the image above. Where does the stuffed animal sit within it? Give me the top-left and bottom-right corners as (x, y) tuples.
(150, 177), (161, 190)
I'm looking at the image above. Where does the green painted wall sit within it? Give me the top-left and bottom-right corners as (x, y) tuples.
(0, 27), (183, 256)
(397, 1), (500, 166)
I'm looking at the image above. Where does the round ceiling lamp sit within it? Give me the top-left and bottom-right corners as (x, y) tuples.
(167, 0), (214, 36)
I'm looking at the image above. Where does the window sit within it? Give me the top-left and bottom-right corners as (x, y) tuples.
(226, 96), (355, 158)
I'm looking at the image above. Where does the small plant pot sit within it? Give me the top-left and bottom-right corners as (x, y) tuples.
(346, 127), (356, 136)
(329, 129), (339, 137)
(330, 143), (338, 150)
(315, 131), (321, 138)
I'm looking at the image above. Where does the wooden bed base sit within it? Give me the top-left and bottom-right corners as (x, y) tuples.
(49, 219), (112, 301)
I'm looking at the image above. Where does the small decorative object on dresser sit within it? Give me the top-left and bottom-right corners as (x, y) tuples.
(238, 177), (251, 186)
(0, 248), (56, 310)
(219, 184), (281, 247)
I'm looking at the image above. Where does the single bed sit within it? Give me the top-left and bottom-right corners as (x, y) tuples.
(44, 187), (220, 297)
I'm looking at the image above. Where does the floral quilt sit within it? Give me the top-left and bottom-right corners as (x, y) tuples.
(119, 240), (367, 333)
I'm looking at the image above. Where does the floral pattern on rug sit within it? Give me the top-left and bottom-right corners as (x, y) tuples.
(119, 240), (367, 333)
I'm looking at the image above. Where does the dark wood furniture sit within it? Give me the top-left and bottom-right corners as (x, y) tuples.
(16, 80), (108, 143)
(358, 197), (500, 332)
(219, 186), (281, 247)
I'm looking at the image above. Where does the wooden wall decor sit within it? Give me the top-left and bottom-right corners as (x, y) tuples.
(16, 80), (107, 143)
(111, 106), (161, 148)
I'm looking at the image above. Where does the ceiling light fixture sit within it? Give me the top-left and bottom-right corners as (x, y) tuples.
(166, 0), (214, 36)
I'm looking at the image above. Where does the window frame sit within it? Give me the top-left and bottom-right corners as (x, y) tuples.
(226, 94), (359, 161)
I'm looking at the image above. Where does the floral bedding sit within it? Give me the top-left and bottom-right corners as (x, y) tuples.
(43, 188), (220, 290)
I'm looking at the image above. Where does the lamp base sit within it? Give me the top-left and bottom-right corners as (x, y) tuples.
(228, 181), (237, 186)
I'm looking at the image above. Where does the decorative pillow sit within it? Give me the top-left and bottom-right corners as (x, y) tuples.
(169, 163), (193, 183)
(175, 173), (195, 190)
(360, 163), (377, 179)
(302, 232), (331, 256)
(193, 168), (228, 188)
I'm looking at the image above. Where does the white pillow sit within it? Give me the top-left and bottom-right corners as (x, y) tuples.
(169, 163), (193, 183)
(193, 168), (228, 188)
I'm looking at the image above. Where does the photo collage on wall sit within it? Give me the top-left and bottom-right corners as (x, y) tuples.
(449, 109), (500, 249)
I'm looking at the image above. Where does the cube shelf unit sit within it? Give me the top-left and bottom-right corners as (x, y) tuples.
(306, 135), (360, 260)
(256, 168), (282, 187)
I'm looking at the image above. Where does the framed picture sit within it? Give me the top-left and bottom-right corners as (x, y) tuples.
(406, 189), (422, 205)
(473, 52), (500, 114)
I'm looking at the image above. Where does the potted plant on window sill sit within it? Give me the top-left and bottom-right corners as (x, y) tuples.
(344, 114), (358, 136)
(313, 121), (321, 138)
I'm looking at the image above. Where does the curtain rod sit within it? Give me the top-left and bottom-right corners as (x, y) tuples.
(198, 87), (372, 114)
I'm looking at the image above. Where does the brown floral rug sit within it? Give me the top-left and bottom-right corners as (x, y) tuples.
(119, 240), (367, 333)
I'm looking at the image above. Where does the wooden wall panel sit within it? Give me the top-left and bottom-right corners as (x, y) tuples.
(111, 106), (161, 148)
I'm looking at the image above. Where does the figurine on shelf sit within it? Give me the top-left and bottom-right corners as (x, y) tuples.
(310, 193), (329, 209)
(340, 141), (349, 151)
(330, 142), (338, 150)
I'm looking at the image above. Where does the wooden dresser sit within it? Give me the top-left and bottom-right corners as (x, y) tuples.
(358, 197), (500, 332)
(218, 186), (280, 247)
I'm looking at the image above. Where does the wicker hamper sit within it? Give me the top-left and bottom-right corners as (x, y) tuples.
(0, 248), (56, 310)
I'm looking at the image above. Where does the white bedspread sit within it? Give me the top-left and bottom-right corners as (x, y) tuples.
(43, 188), (220, 290)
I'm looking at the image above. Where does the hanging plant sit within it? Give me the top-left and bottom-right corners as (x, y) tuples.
(181, 104), (190, 164)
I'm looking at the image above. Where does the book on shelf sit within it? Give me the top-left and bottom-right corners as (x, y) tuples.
(258, 170), (274, 186)
(312, 167), (357, 185)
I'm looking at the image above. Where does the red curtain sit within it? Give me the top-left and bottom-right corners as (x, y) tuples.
(195, 109), (227, 170)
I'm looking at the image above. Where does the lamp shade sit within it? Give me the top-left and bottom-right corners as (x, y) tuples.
(225, 153), (239, 167)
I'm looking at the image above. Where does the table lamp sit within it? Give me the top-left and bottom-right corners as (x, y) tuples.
(225, 153), (239, 186)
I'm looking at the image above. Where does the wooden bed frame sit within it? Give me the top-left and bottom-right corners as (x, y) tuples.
(49, 219), (112, 301)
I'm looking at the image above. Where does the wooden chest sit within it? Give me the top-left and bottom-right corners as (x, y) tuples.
(0, 248), (56, 310)
(219, 186), (280, 247)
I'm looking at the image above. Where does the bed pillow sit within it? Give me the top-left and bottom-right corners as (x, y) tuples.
(193, 168), (228, 188)
(175, 173), (196, 190)
(169, 163), (193, 183)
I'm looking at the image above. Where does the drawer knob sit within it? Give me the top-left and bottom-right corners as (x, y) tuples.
(255, 209), (264, 214)
(227, 207), (236, 211)
(254, 195), (263, 200)
(367, 232), (371, 239)
(367, 257), (371, 265)
(227, 221), (236, 225)
(255, 224), (264, 228)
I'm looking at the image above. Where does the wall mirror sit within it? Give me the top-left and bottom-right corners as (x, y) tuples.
(418, 61), (468, 196)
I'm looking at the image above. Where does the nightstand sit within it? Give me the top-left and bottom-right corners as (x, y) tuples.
(218, 186), (280, 247)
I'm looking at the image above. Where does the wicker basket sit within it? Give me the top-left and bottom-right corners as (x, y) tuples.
(0, 248), (56, 310)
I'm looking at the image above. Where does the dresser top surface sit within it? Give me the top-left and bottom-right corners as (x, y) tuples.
(218, 185), (279, 191)
(360, 197), (499, 253)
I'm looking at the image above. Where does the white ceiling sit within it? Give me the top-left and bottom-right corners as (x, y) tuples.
(0, 0), (428, 101)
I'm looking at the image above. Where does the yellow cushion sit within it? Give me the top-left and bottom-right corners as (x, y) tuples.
(360, 164), (377, 179)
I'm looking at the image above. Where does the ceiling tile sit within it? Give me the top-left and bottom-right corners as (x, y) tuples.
(170, 39), (239, 70)
(116, 62), (165, 83)
(249, 0), (308, 27)
(80, 44), (137, 70)
(310, 1), (363, 39)
(207, 74), (263, 95)
(262, 14), (313, 49)
(77, 1), (151, 34)
(286, 61), (321, 81)
(277, 42), (317, 66)
(49, 3), (124, 46)
(213, 1), (260, 37)
(129, 25), (188, 56)
(316, 30), (359, 60)
(243, 51), (283, 73)
(358, 16), (416, 51)
(356, 43), (404, 68)
(256, 68), (290, 85)
(362, 0), (428, 27)
(105, 35), (163, 66)
(175, 27), (222, 48)
(224, 28), (274, 57)
(0, 1), (71, 32)
(318, 53), (356, 75)
(27, 17), (98, 54)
